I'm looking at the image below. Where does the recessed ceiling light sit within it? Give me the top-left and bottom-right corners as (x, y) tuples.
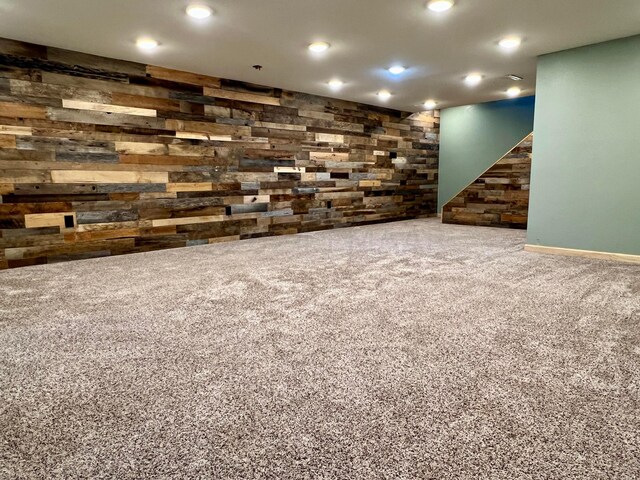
(464, 73), (483, 86)
(378, 90), (392, 100)
(186, 4), (213, 19)
(506, 87), (522, 97)
(423, 99), (438, 110)
(328, 79), (344, 89)
(427, 0), (455, 12)
(499, 36), (522, 50)
(308, 42), (330, 53)
(388, 66), (406, 75)
(136, 37), (159, 51)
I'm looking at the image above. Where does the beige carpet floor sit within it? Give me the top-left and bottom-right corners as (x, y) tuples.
(1, 218), (639, 479)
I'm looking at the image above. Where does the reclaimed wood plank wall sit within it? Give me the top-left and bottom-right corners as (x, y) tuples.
(0, 37), (439, 269)
(442, 134), (532, 229)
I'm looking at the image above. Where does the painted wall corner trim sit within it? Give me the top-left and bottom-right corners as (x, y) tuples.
(524, 244), (640, 265)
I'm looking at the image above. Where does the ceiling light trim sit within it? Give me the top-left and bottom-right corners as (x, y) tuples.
(464, 73), (483, 86)
(499, 36), (522, 50)
(186, 4), (213, 19)
(388, 66), (407, 75)
(506, 86), (522, 97)
(136, 37), (159, 51)
(308, 42), (330, 53)
(427, 0), (455, 12)
(423, 99), (438, 110)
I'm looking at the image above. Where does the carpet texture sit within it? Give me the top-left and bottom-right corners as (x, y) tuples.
(1, 219), (639, 479)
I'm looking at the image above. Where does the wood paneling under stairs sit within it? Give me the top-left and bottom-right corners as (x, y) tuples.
(442, 134), (532, 229)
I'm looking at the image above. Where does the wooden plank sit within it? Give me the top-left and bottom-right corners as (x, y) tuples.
(204, 105), (232, 117)
(5, 238), (136, 260)
(65, 228), (140, 242)
(51, 170), (168, 184)
(208, 235), (241, 244)
(316, 133), (345, 143)
(0, 125), (33, 136)
(221, 195), (270, 205)
(166, 183), (212, 192)
(119, 154), (215, 166)
(316, 191), (365, 200)
(310, 151), (349, 162)
(111, 92), (181, 112)
(203, 87), (281, 106)
(146, 65), (221, 88)
(24, 212), (76, 229)
(175, 132), (233, 141)
(0, 38), (47, 58)
(0, 170), (51, 183)
(152, 215), (226, 227)
(300, 110), (335, 121)
(62, 99), (157, 117)
(252, 121), (307, 132)
(0, 159), (183, 173)
(0, 135), (16, 148)
(274, 167), (305, 173)
(359, 180), (382, 187)
(9, 79), (111, 104)
(0, 102), (47, 119)
(165, 119), (251, 137)
(48, 108), (165, 129)
(114, 142), (168, 155)
(47, 47), (147, 77)
(40, 72), (169, 99)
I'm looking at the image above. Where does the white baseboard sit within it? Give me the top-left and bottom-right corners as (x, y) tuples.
(524, 244), (640, 264)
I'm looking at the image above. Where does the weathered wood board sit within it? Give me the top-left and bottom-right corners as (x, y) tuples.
(0, 37), (439, 269)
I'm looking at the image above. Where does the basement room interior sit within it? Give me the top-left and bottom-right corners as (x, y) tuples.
(0, 0), (639, 478)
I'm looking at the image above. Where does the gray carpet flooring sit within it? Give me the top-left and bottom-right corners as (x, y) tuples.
(1, 219), (639, 479)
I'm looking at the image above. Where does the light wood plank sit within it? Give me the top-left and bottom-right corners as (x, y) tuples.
(51, 170), (168, 184)
(25, 212), (76, 229)
(62, 99), (157, 117)
(166, 183), (213, 192)
(152, 215), (225, 227)
(316, 133), (345, 143)
(310, 152), (349, 161)
(274, 167), (305, 173)
(0, 125), (33, 136)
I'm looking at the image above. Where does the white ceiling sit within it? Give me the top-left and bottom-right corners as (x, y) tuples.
(1, 0), (639, 111)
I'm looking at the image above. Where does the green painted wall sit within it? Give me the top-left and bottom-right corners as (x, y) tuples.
(438, 96), (535, 211)
(528, 35), (640, 255)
